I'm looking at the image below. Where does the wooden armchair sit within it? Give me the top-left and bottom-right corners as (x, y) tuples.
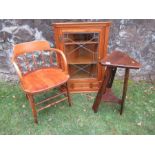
(12, 40), (72, 123)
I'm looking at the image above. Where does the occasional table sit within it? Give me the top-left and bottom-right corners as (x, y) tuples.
(92, 51), (141, 114)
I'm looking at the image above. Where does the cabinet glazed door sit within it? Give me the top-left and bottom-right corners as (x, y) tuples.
(53, 22), (111, 92)
(61, 32), (100, 81)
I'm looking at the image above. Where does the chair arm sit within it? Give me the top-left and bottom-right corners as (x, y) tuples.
(12, 61), (22, 80)
(49, 48), (68, 74)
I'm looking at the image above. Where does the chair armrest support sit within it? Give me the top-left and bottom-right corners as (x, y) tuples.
(49, 48), (68, 74)
(12, 61), (22, 79)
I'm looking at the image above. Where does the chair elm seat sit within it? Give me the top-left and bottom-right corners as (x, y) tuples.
(21, 68), (69, 94)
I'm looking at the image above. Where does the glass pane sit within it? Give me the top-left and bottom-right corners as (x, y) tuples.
(64, 33), (99, 42)
(63, 32), (99, 64)
(63, 32), (99, 79)
(69, 64), (97, 79)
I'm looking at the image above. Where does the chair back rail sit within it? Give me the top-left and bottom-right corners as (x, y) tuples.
(12, 40), (68, 78)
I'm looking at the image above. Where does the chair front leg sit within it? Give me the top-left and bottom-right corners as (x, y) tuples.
(27, 94), (38, 124)
(25, 94), (28, 100)
(65, 82), (72, 106)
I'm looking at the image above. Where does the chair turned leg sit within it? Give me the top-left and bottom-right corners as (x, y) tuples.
(27, 94), (38, 124)
(25, 94), (28, 100)
(66, 82), (72, 106)
(120, 68), (129, 115)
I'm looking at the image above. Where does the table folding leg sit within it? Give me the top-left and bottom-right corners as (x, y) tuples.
(92, 67), (130, 115)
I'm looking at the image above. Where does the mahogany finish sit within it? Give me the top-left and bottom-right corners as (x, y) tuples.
(101, 51), (141, 69)
(92, 51), (141, 114)
(53, 22), (111, 93)
(12, 40), (72, 123)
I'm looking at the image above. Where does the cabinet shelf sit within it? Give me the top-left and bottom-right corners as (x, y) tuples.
(68, 56), (97, 64)
(69, 64), (97, 79)
(70, 72), (96, 79)
(64, 41), (98, 45)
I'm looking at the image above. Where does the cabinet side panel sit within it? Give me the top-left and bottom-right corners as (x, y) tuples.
(97, 28), (105, 82)
(53, 27), (64, 70)
(101, 26), (111, 81)
(98, 26), (111, 83)
(53, 26), (60, 49)
(104, 26), (110, 58)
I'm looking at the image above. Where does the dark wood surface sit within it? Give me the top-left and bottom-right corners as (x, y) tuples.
(92, 51), (141, 114)
(101, 51), (141, 69)
(120, 68), (129, 114)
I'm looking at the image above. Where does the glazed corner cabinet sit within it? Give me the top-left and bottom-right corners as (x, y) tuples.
(53, 22), (111, 93)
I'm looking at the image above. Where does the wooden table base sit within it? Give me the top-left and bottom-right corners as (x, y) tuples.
(92, 51), (140, 115)
(102, 88), (121, 104)
(92, 67), (129, 115)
